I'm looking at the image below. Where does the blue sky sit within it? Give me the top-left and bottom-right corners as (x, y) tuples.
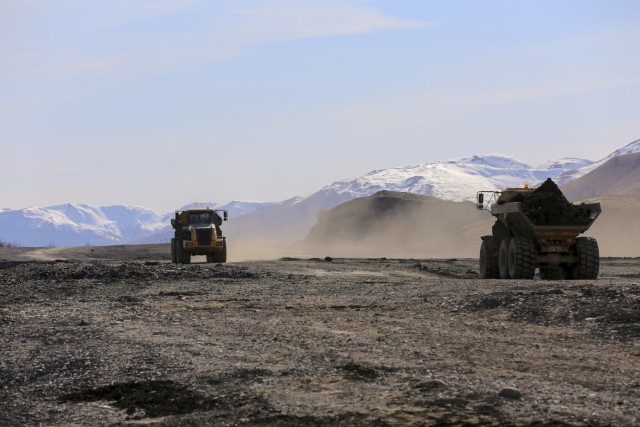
(1, 0), (639, 213)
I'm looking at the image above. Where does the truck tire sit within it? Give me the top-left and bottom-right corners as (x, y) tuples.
(498, 238), (510, 279)
(573, 237), (599, 279)
(507, 237), (537, 279)
(479, 237), (498, 279)
(176, 239), (191, 264)
(207, 241), (227, 263)
(171, 238), (177, 263)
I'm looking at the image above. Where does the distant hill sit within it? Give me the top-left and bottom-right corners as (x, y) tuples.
(302, 190), (494, 258)
(562, 152), (640, 201)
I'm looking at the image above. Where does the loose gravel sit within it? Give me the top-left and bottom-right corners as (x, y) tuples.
(1, 253), (639, 426)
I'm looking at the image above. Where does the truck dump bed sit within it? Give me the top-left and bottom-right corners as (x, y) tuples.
(490, 201), (601, 242)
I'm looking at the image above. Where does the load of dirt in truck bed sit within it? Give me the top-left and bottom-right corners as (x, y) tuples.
(503, 179), (593, 226)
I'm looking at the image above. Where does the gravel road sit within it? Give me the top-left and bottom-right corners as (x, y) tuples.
(1, 246), (639, 426)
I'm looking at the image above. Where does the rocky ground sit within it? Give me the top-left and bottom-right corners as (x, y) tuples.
(1, 246), (639, 426)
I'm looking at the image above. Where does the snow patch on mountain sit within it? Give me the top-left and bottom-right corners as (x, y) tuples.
(0, 205), (123, 247)
(537, 157), (593, 171)
(314, 154), (578, 204)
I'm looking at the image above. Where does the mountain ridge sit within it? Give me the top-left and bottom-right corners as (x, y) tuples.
(554, 138), (640, 185)
(1, 139), (638, 247)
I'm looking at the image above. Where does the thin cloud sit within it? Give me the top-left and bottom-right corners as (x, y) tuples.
(71, 0), (206, 31)
(477, 78), (631, 106)
(235, 0), (426, 43)
(49, 59), (117, 77)
(273, 76), (635, 133)
(0, 94), (81, 119)
(0, 0), (429, 118)
(500, 25), (640, 65)
(5, 1), (427, 81)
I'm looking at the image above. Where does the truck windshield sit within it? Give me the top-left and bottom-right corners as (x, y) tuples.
(189, 212), (213, 225)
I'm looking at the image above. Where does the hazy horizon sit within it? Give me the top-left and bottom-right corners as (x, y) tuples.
(2, 1), (639, 212)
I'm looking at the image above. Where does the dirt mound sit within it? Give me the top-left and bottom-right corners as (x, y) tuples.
(303, 190), (493, 258)
(505, 179), (593, 225)
(0, 260), (255, 283)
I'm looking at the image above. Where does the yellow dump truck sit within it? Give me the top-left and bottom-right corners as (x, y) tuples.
(170, 208), (228, 264)
(476, 179), (601, 280)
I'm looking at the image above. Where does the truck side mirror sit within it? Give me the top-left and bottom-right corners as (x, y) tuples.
(477, 193), (484, 209)
(224, 211), (228, 221)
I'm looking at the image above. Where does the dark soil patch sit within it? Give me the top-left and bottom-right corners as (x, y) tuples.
(0, 260), (255, 283)
(413, 260), (479, 279)
(249, 413), (391, 427)
(230, 368), (273, 381)
(339, 362), (379, 381)
(58, 380), (218, 418)
(413, 379), (448, 393)
(409, 393), (510, 426)
(457, 285), (640, 341)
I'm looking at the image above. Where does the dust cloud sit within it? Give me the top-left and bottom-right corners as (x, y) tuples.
(300, 192), (494, 259)
(229, 192), (640, 262)
(220, 192), (494, 261)
(581, 195), (640, 257)
(226, 238), (297, 262)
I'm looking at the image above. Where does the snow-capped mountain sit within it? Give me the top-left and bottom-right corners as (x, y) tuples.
(1, 138), (637, 247)
(0, 200), (276, 247)
(0, 204), (163, 247)
(310, 154), (590, 206)
(554, 139), (640, 185)
(537, 157), (593, 171)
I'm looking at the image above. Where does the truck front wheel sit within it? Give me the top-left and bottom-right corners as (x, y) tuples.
(176, 239), (191, 264)
(170, 238), (177, 263)
(206, 241), (227, 263)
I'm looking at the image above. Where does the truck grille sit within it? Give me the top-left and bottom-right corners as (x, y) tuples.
(195, 228), (213, 246)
